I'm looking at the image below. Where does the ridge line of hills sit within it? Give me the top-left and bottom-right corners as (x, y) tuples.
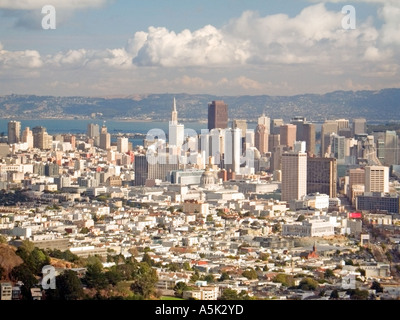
(1, 88), (400, 122)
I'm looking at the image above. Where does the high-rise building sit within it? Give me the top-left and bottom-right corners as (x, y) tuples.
(352, 118), (367, 136)
(255, 124), (268, 155)
(117, 137), (129, 153)
(233, 119), (247, 152)
(365, 166), (389, 193)
(330, 134), (346, 164)
(384, 130), (399, 166)
(336, 119), (349, 130)
(21, 127), (33, 149)
(232, 120), (247, 138)
(307, 157), (337, 198)
(224, 128), (242, 174)
(258, 114), (270, 134)
(32, 126), (52, 150)
(271, 119), (284, 134)
(321, 121), (338, 157)
(87, 123), (100, 146)
(8, 121), (21, 145)
(169, 98), (185, 148)
(100, 125), (111, 150)
(280, 124), (297, 149)
(291, 117), (315, 156)
(268, 134), (280, 153)
(281, 151), (307, 202)
(208, 100), (228, 131)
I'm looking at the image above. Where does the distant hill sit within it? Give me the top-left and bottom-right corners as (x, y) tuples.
(1, 88), (400, 122)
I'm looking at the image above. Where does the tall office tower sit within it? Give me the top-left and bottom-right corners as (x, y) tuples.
(255, 124), (268, 155)
(280, 124), (297, 149)
(336, 119), (350, 130)
(37, 132), (53, 150)
(365, 166), (389, 193)
(32, 126), (46, 149)
(384, 130), (399, 166)
(281, 150), (307, 202)
(224, 128), (242, 174)
(349, 168), (365, 189)
(268, 134), (280, 153)
(272, 119), (284, 134)
(100, 125), (111, 150)
(291, 117), (315, 156)
(258, 114), (270, 134)
(169, 98), (185, 148)
(87, 123), (100, 146)
(321, 120), (338, 157)
(208, 100), (228, 130)
(303, 123), (316, 156)
(353, 118), (367, 136)
(21, 127), (33, 149)
(291, 117), (306, 139)
(271, 145), (285, 172)
(377, 138), (385, 162)
(233, 119), (247, 151)
(117, 137), (129, 153)
(307, 157), (337, 198)
(8, 121), (21, 144)
(330, 134), (346, 164)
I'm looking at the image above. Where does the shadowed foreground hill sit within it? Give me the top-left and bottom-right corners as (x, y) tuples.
(0, 243), (23, 280)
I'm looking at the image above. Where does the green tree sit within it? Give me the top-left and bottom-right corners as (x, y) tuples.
(84, 261), (108, 289)
(206, 214), (214, 222)
(330, 290), (339, 299)
(371, 281), (383, 293)
(10, 264), (38, 299)
(105, 267), (123, 286)
(324, 269), (335, 279)
(203, 274), (215, 283)
(296, 214), (306, 222)
(273, 274), (295, 287)
(190, 270), (200, 283)
(130, 262), (158, 299)
(242, 268), (258, 280)
(298, 277), (319, 291)
(348, 288), (369, 300)
(27, 247), (51, 274)
(46, 270), (84, 300)
(220, 288), (238, 300)
(182, 262), (192, 271)
(218, 272), (230, 282)
(141, 253), (153, 266)
(0, 234), (7, 244)
(174, 281), (190, 298)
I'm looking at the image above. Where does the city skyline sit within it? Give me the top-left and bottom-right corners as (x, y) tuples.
(0, 1), (399, 96)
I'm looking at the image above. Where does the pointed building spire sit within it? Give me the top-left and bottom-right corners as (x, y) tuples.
(171, 97), (178, 124)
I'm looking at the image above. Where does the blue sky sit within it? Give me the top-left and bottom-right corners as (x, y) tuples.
(0, 0), (399, 96)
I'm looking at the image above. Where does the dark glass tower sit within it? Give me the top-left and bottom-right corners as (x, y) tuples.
(208, 100), (228, 131)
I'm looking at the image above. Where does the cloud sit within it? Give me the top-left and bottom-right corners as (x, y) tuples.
(132, 25), (248, 67)
(0, 47), (43, 68)
(0, 2), (400, 96)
